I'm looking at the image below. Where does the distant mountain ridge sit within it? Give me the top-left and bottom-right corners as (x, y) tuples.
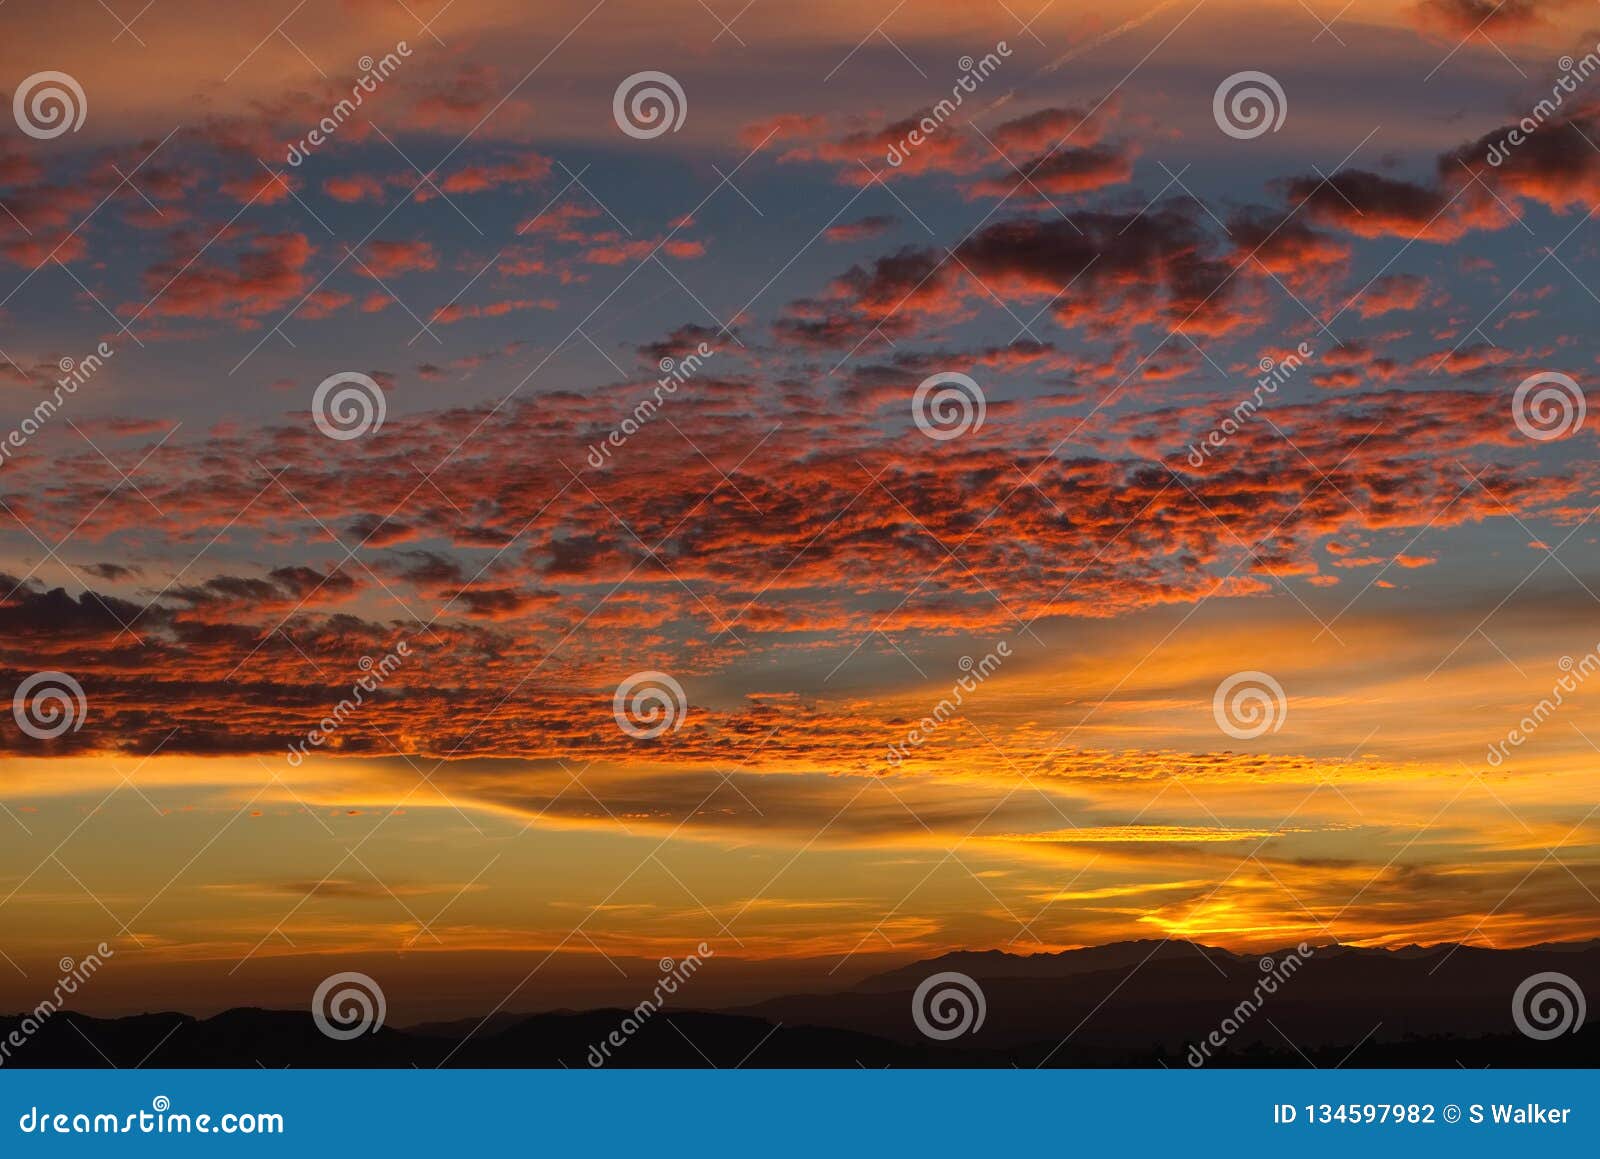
(4, 938), (1596, 1068)
(848, 937), (1245, 990)
(851, 936), (1600, 991)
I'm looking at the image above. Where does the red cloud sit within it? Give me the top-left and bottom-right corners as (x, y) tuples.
(324, 174), (388, 203)
(357, 239), (436, 279)
(1357, 273), (1429, 319)
(126, 231), (313, 321)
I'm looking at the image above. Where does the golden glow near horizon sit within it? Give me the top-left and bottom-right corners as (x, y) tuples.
(3, 0), (1600, 1012)
(4, 596), (1598, 986)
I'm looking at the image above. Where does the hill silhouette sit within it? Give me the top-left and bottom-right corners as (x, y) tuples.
(3, 938), (1595, 1067)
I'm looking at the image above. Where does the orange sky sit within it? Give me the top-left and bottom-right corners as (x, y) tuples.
(2, 0), (1600, 1016)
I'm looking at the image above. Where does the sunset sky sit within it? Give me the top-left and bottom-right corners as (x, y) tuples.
(3, 0), (1600, 1019)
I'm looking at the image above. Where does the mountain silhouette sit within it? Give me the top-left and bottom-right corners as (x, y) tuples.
(3, 938), (1595, 1067)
